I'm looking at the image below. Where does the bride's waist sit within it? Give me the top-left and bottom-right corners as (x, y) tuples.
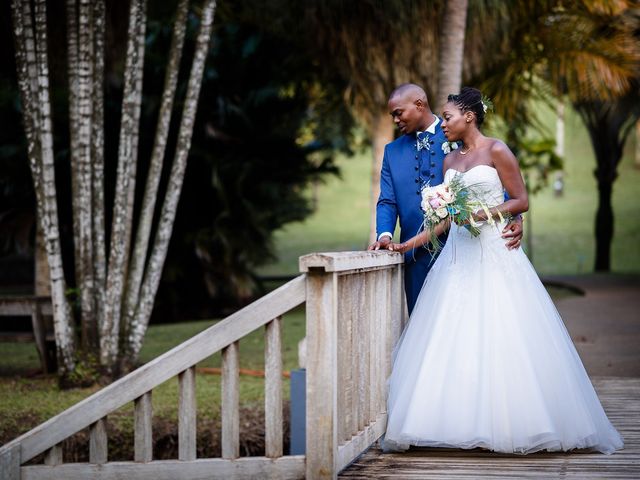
(449, 221), (507, 241)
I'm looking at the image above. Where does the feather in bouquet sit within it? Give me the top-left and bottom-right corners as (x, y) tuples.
(420, 173), (508, 254)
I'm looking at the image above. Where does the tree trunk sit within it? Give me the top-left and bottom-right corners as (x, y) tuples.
(12, 0), (76, 375)
(594, 180), (613, 271)
(34, 219), (51, 297)
(125, 0), (218, 367)
(122, 0), (190, 345)
(66, 0), (84, 291)
(102, 0), (147, 368)
(91, 0), (107, 343)
(435, 0), (468, 112)
(635, 118), (640, 169)
(553, 100), (565, 197)
(369, 108), (394, 244)
(574, 96), (638, 272)
(76, 0), (97, 349)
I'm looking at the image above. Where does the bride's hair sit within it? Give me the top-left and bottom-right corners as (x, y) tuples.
(447, 87), (485, 126)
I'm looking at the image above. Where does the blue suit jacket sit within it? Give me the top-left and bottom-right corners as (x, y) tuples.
(376, 121), (449, 265)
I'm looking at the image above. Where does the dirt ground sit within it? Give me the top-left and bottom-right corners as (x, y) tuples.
(546, 274), (640, 377)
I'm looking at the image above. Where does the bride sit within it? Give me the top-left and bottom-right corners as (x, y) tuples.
(383, 87), (623, 454)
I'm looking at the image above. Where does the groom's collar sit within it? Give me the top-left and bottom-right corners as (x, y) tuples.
(416, 114), (440, 137)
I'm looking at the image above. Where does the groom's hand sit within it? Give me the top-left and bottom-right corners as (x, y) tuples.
(502, 216), (523, 250)
(368, 236), (391, 251)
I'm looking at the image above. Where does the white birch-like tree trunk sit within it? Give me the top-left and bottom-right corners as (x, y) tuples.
(121, 0), (190, 346)
(91, 0), (107, 340)
(12, 0), (76, 374)
(126, 0), (218, 364)
(66, 0), (84, 291)
(76, 0), (97, 349)
(121, 0), (147, 288)
(435, 0), (468, 112)
(369, 108), (394, 244)
(102, 0), (147, 368)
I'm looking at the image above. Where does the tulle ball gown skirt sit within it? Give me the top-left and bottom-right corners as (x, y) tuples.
(383, 222), (623, 455)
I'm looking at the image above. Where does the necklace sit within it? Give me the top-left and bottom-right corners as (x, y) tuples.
(459, 145), (471, 155)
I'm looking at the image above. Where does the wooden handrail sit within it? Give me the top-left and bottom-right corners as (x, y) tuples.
(299, 251), (403, 273)
(1, 251), (406, 480)
(0, 275), (306, 464)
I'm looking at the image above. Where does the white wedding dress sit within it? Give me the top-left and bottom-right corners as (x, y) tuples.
(383, 165), (623, 454)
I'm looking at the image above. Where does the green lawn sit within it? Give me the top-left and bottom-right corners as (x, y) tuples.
(0, 307), (306, 443)
(259, 105), (640, 276)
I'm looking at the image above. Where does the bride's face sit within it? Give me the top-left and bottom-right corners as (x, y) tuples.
(441, 102), (470, 141)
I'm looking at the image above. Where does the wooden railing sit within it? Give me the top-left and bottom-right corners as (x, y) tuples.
(0, 251), (405, 480)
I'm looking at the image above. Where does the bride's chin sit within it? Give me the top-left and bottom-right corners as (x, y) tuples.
(444, 133), (459, 142)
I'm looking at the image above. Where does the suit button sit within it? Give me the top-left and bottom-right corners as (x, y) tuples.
(414, 165), (419, 170)
(416, 190), (421, 195)
(415, 154), (419, 159)
(431, 151), (436, 155)
(430, 174), (435, 178)
(429, 140), (434, 145)
(415, 178), (420, 183)
(431, 162), (436, 167)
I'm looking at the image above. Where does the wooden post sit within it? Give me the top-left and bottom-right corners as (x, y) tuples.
(178, 367), (197, 461)
(134, 391), (153, 462)
(30, 301), (49, 373)
(89, 417), (108, 464)
(305, 269), (338, 480)
(222, 341), (239, 459)
(265, 317), (283, 458)
(0, 443), (20, 480)
(44, 444), (62, 465)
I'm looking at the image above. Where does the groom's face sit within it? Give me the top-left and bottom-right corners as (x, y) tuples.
(388, 94), (423, 135)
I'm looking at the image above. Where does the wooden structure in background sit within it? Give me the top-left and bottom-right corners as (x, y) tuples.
(0, 296), (55, 373)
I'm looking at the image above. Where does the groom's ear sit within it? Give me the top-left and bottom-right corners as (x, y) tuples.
(414, 99), (424, 110)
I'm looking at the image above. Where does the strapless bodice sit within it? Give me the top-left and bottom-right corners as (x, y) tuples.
(444, 164), (504, 209)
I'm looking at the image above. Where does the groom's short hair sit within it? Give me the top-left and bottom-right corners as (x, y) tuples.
(389, 83), (428, 104)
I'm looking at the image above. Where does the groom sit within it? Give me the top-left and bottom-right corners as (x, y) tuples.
(368, 83), (523, 313)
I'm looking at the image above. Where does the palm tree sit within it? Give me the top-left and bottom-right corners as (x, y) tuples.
(466, 0), (640, 271)
(436, 0), (469, 111)
(574, 86), (640, 271)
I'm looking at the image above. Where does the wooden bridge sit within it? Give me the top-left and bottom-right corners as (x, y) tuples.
(1, 252), (637, 479)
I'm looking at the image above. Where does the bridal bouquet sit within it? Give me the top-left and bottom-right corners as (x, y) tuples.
(420, 173), (506, 253)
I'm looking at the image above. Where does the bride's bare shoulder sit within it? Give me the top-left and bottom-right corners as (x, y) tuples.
(486, 138), (518, 169)
(487, 138), (511, 154)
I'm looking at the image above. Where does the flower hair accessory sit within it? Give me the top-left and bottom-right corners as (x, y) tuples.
(480, 95), (493, 114)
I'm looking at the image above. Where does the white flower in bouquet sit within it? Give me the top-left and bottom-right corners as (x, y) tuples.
(441, 141), (458, 155)
(435, 207), (449, 219)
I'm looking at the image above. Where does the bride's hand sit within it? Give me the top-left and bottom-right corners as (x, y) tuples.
(388, 242), (409, 253)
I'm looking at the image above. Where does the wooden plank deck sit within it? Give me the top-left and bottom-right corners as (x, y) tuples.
(339, 377), (640, 479)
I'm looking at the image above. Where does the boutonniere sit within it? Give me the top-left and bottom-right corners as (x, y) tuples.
(441, 141), (459, 155)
